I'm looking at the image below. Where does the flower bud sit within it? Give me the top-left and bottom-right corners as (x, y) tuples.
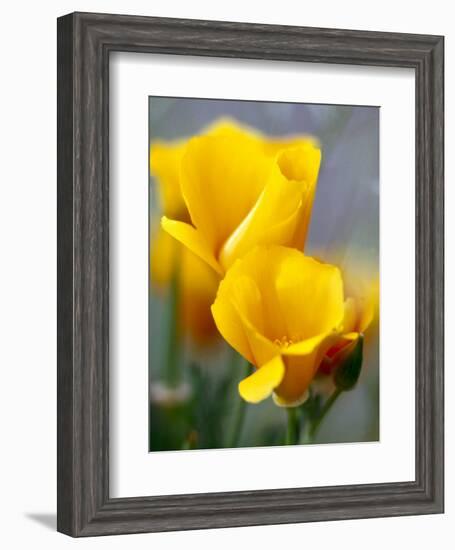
(334, 335), (364, 391)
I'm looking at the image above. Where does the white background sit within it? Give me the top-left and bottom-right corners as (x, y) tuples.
(0, 1), (452, 548)
(111, 54), (415, 497)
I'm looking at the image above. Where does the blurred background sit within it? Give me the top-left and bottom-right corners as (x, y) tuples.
(149, 97), (379, 452)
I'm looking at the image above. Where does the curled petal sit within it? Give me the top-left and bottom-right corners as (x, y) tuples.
(161, 217), (223, 275)
(219, 161), (307, 270)
(239, 356), (285, 404)
(276, 143), (321, 249)
(219, 145), (321, 269)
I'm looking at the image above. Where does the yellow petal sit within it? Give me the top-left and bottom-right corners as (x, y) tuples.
(275, 354), (321, 405)
(161, 217), (223, 275)
(211, 289), (255, 365)
(219, 160), (307, 270)
(358, 276), (379, 333)
(212, 272), (279, 366)
(219, 145), (321, 269)
(212, 248), (284, 366)
(277, 143), (321, 250)
(150, 225), (179, 287)
(276, 142), (321, 188)
(180, 135), (272, 253)
(282, 332), (339, 356)
(231, 300), (281, 366)
(238, 355), (285, 404)
(340, 263), (379, 336)
(204, 117), (261, 141)
(342, 297), (358, 334)
(275, 330), (341, 404)
(229, 275), (265, 335)
(150, 141), (187, 218)
(205, 119), (321, 173)
(264, 136), (320, 160)
(291, 184), (318, 251)
(273, 252), (344, 342)
(179, 248), (220, 345)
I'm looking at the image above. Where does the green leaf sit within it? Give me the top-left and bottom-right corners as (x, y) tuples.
(334, 335), (364, 391)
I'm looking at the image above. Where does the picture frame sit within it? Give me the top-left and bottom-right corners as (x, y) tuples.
(57, 11), (444, 536)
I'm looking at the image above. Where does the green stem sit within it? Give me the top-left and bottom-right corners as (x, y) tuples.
(165, 267), (180, 387)
(285, 407), (300, 445)
(310, 387), (342, 439)
(300, 417), (313, 444)
(227, 357), (250, 448)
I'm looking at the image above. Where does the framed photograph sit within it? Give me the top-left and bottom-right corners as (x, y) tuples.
(57, 12), (444, 536)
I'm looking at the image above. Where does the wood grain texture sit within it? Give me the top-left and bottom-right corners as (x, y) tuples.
(57, 13), (75, 536)
(57, 12), (444, 537)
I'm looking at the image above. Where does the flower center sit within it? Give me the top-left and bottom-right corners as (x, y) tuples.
(273, 336), (295, 348)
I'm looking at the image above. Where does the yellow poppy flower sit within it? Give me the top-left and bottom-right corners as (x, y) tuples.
(160, 119), (321, 274)
(211, 246), (349, 407)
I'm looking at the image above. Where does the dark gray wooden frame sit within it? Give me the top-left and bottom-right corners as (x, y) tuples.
(57, 11), (444, 537)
